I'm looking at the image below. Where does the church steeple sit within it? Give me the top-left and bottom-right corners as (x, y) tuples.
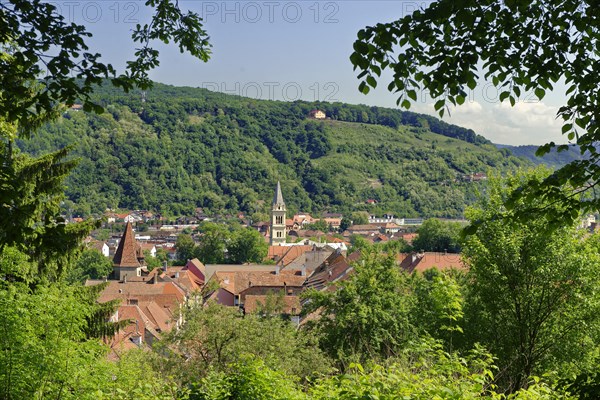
(270, 181), (287, 245)
(273, 181), (285, 208)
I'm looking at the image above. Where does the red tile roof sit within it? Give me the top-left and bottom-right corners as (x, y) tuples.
(304, 251), (360, 291)
(139, 301), (173, 333)
(213, 270), (306, 295)
(160, 269), (203, 292)
(183, 258), (206, 283)
(106, 305), (153, 360)
(139, 243), (156, 251)
(244, 295), (301, 314)
(89, 280), (186, 315)
(267, 245), (313, 266)
(87, 240), (108, 253)
(399, 233), (418, 244)
(397, 252), (466, 274)
(347, 224), (380, 232)
(113, 222), (141, 267)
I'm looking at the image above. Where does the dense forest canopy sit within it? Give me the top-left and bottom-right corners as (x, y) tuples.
(18, 82), (533, 218)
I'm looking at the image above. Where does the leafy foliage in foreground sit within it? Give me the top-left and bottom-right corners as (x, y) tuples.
(350, 0), (600, 226)
(461, 168), (600, 392)
(188, 343), (573, 400)
(155, 302), (330, 385)
(0, 0), (210, 133)
(302, 252), (415, 366)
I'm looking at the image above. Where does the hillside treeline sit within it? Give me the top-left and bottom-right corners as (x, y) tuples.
(18, 83), (528, 217)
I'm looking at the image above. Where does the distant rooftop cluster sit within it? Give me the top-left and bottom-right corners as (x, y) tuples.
(86, 183), (467, 355)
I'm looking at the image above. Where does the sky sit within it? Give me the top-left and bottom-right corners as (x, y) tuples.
(52, 0), (568, 145)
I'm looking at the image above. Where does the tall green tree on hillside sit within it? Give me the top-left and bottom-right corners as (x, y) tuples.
(461, 169), (600, 392)
(0, 141), (98, 284)
(350, 0), (600, 225)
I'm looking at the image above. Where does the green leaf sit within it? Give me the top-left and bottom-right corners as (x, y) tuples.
(359, 81), (370, 94)
(366, 76), (377, 88)
(534, 88), (546, 99)
(353, 41), (369, 55)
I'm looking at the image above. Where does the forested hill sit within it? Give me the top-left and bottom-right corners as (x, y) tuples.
(18, 83), (530, 218)
(496, 144), (585, 169)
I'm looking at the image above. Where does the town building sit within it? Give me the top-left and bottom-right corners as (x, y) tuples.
(112, 222), (145, 281)
(270, 181), (287, 245)
(397, 252), (465, 274)
(308, 109), (326, 119)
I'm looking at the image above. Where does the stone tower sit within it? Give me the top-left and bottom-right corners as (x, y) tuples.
(270, 181), (287, 245)
(113, 222), (143, 280)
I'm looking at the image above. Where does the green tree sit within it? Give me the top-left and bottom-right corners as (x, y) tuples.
(348, 234), (371, 254)
(412, 218), (462, 253)
(0, 2), (212, 397)
(193, 358), (306, 400)
(349, 0), (600, 225)
(157, 302), (330, 386)
(227, 227), (268, 264)
(143, 249), (162, 271)
(339, 217), (351, 233)
(308, 340), (569, 399)
(461, 169), (600, 392)
(301, 252), (414, 367)
(0, 143), (99, 284)
(155, 247), (169, 265)
(0, 283), (129, 399)
(378, 237), (410, 255)
(350, 211), (369, 226)
(306, 219), (329, 233)
(175, 233), (196, 264)
(67, 248), (113, 283)
(95, 229), (110, 241)
(195, 222), (229, 264)
(409, 269), (464, 350)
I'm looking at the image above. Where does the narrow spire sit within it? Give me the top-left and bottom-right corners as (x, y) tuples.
(273, 181), (285, 207)
(113, 222), (141, 267)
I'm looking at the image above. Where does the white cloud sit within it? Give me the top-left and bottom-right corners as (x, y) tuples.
(413, 100), (565, 145)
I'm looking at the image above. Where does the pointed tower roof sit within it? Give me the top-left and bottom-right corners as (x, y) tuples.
(273, 181), (285, 207)
(113, 222), (141, 267)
